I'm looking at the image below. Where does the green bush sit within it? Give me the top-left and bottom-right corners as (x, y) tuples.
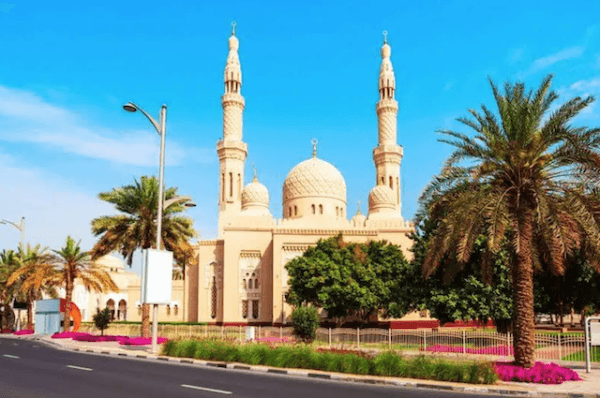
(92, 308), (111, 336)
(162, 339), (498, 384)
(291, 306), (319, 342)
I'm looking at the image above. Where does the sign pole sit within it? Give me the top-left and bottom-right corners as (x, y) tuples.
(585, 317), (591, 373)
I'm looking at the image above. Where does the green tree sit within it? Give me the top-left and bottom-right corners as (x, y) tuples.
(93, 307), (112, 336)
(419, 75), (600, 367)
(285, 235), (412, 324)
(0, 250), (20, 330)
(409, 216), (514, 332)
(90, 176), (198, 337)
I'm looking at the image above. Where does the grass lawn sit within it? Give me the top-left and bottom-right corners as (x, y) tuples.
(562, 347), (600, 362)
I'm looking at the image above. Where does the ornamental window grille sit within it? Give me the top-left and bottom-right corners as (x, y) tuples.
(242, 300), (248, 319)
(252, 300), (259, 319)
(255, 279), (259, 289)
(211, 277), (217, 319)
(248, 279), (253, 289)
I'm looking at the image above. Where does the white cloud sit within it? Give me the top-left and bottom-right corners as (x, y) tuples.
(529, 46), (585, 73)
(0, 85), (214, 167)
(0, 153), (115, 252)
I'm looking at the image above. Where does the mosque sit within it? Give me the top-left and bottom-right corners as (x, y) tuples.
(184, 28), (417, 325)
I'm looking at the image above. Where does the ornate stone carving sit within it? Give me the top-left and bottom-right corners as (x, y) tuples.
(241, 180), (269, 208)
(369, 185), (395, 210)
(283, 157), (346, 202)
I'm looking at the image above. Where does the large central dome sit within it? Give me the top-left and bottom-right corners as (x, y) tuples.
(283, 157), (346, 202)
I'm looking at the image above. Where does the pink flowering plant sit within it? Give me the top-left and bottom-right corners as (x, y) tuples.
(50, 331), (167, 346)
(14, 329), (34, 335)
(425, 344), (514, 356)
(495, 361), (581, 384)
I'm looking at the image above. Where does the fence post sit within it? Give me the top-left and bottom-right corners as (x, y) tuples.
(258, 326), (262, 339)
(280, 326), (283, 339)
(357, 328), (360, 348)
(389, 328), (392, 348)
(175, 324), (178, 339)
(205, 324), (208, 338)
(558, 333), (562, 360)
(328, 328), (332, 348)
(239, 325), (242, 342)
(423, 329), (427, 351)
(462, 330), (466, 355)
(189, 325), (192, 339)
(221, 325), (224, 338)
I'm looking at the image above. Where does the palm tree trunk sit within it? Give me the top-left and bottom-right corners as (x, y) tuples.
(64, 275), (72, 332)
(27, 292), (33, 330)
(512, 210), (536, 368)
(141, 304), (150, 338)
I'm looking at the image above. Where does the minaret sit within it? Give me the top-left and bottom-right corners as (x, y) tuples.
(373, 31), (403, 215)
(217, 22), (248, 235)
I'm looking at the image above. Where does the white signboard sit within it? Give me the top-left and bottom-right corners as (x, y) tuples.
(591, 323), (600, 346)
(141, 249), (173, 305)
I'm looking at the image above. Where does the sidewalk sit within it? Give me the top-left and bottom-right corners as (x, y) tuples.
(3, 334), (600, 397)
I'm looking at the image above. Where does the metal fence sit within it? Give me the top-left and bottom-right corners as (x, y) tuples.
(77, 324), (597, 364)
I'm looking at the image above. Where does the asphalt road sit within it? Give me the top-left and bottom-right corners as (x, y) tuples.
(0, 339), (505, 398)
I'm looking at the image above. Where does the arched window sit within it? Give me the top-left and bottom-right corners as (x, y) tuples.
(381, 176), (385, 185)
(396, 177), (400, 204)
(335, 207), (338, 216)
(229, 173), (233, 197)
(289, 207), (292, 217)
(242, 300), (248, 319)
(221, 173), (225, 201)
(238, 174), (241, 199)
(252, 300), (259, 319)
(294, 206), (298, 216)
(255, 279), (259, 289)
(248, 279), (253, 289)
(319, 204), (323, 214)
(166, 305), (171, 316)
(389, 176), (393, 189)
(311, 204), (315, 214)
(341, 207), (344, 217)
(106, 299), (115, 321)
(243, 279), (246, 289)
(174, 305), (178, 316)
(118, 299), (127, 321)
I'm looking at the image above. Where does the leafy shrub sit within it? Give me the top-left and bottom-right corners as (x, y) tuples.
(291, 306), (319, 342)
(93, 308), (111, 336)
(162, 339), (498, 384)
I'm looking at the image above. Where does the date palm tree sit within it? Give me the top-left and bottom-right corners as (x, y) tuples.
(48, 236), (119, 331)
(419, 75), (600, 367)
(90, 176), (197, 337)
(7, 244), (58, 330)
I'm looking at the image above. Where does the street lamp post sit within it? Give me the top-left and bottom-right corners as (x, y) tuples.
(1, 216), (25, 330)
(0, 216), (25, 248)
(123, 102), (167, 354)
(123, 103), (197, 353)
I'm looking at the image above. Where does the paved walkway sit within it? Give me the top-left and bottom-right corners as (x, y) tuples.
(3, 334), (600, 397)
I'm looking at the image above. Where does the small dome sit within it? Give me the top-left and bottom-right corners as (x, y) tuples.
(93, 255), (125, 271)
(368, 185), (395, 211)
(242, 179), (269, 209)
(283, 157), (346, 203)
(351, 211), (366, 227)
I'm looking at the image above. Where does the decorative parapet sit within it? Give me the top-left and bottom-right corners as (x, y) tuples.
(199, 239), (224, 246)
(274, 228), (378, 236)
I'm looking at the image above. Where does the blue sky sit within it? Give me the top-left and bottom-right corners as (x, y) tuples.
(1, 0), (599, 273)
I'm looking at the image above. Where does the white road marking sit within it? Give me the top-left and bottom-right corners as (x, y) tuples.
(66, 365), (93, 371)
(3, 354), (20, 359)
(181, 384), (232, 395)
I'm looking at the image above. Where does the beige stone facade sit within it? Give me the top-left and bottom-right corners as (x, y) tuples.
(186, 30), (416, 325)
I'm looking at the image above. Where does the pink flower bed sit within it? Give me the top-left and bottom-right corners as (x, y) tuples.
(495, 361), (582, 384)
(14, 330), (34, 335)
(255, 337), (291, 343)
(51, 331), (90, 339)
(72, 334), (130, 343)
(425, 344), (514, 356)
(119, 337), (168, 346)
(1, 329), (13, 334)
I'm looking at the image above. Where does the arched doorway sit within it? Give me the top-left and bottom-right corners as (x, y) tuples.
(118, 300), (127, 321)
(106, 299), (115, 321)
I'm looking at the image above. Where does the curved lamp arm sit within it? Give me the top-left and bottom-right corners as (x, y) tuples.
(123, 102), (161, 134)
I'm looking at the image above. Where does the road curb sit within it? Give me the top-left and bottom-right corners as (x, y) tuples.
(19, 337), (600, 398)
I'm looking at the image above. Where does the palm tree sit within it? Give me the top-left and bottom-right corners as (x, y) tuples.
(418, 75), (600, 368)
(48, 236), (119, 332)
(90, 176), (197, 337)
(0, 250), (20, 330)
(7, 244), (58, 330)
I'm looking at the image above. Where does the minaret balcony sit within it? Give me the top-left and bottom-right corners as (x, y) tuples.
(373, 145), (403, 163)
